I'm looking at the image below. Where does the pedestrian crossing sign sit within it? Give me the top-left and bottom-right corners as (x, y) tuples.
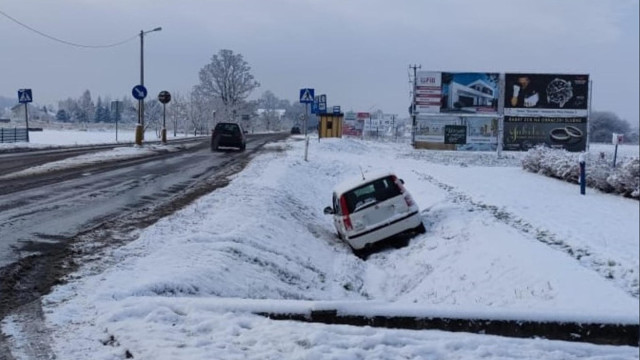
(18, 89), (33, 103)
(299, 88), (314, 103)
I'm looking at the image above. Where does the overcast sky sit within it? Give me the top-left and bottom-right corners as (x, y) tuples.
(1, 0), (638, 125)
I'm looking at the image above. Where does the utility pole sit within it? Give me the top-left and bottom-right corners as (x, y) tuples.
(409, 64), (421, 147)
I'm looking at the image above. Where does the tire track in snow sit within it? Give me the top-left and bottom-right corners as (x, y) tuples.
(412, 170), (639, 299)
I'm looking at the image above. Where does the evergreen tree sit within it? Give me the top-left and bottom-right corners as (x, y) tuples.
(56, 109), (70, 122)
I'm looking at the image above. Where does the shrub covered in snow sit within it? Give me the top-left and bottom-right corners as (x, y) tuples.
(522, 146), (639, 199)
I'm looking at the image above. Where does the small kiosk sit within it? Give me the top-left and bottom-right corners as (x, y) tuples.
(318, 113), (343, 138)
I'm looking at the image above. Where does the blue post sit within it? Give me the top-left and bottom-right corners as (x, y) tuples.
(579, 153), (586, 195)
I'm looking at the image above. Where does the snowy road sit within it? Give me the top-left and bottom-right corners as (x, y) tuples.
(0, 133), (286, 320)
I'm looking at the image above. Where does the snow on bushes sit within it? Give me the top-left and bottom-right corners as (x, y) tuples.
(522, 146), (639, 199)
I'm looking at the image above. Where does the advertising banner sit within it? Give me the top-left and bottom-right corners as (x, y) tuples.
(416, 116), (498, 150)
(415, 116), (459, 142)
(415, 71), (441, 114)
(441, 72), (500, 114)
(466, 117), (498, 144)
(416, 72), (500, 115)
(504, 73), (589, 117)
(503, 116), (587, 152)
(444, 125), (467, 144)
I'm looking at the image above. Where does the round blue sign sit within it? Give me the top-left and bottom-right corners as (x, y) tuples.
(132, 85), (148, 100)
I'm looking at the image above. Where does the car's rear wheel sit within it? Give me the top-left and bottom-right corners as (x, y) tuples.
(414, 222), (426, 234)
(211, 136), (220, 151)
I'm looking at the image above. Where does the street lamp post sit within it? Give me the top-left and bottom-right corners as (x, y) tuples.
(135, 27), (162, 146)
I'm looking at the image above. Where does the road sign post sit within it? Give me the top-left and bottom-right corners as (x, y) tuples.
(158, 91), (172, 144)
(579, 153), (586, 195)
(132, 85), (148, 145)
(18, 89), (33, 143)
(299, 88), (315, 161)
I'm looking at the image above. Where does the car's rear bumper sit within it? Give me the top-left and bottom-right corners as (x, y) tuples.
(344, 210), (422, 250)
(212, 136), (244, 148)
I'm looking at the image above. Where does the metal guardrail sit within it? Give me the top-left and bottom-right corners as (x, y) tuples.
(263, 310), (639, 346)
(0, 128), (28, 143)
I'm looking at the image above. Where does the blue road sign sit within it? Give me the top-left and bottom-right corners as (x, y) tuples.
(311, 96), (319, 114)
(333, 106), (341, 114)
(299, 88), (314, 103)
(18, 89), (33, 103)
(132, 85), (148, 100)
(318, 94), (327, 113)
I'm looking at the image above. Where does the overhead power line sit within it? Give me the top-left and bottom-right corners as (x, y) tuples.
(0, 8), (138, 48)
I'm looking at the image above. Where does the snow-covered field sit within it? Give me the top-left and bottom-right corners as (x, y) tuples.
(2, 131), (639, 359)
(0, 128), (199, 150)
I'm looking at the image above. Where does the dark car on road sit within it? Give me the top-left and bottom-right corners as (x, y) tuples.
(211, 122), (246, 151)
(291, 125), (301, 134)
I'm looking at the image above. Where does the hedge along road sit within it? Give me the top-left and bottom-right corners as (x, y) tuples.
(0, 132), (288, 322)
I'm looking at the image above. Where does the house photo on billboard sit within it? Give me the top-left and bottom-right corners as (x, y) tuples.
(441, 73), (500, 114)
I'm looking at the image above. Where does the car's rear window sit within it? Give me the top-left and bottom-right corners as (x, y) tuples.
(215, 123), (240, 133)
(344, 176), (401, 213)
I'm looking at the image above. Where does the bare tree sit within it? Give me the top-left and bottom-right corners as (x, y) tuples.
(194, 49), (260, 119)
(170, 92), (189, 136)
(144, 100), (163, 138)
(77, 90), (95, 127)
(259, 90), (281, 131)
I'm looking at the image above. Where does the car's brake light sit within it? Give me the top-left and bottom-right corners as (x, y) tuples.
(339, 195), (353, 231)
(392, 175), (406, 193)
(392, 175), (414, 207)
(404, 194), (415, 207)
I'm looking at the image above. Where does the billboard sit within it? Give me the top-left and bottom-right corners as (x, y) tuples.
(415, 116), (459, 142)
(415, 72), (500, 115)
(503, 116), (587, 152)
(416, 116), (499, 151)
(504, 73), (589, 117)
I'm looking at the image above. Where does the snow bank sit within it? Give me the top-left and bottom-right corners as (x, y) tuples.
(522, 146), (640, 199)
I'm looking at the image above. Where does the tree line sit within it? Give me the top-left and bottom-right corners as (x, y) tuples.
(51, 49), (307, 136)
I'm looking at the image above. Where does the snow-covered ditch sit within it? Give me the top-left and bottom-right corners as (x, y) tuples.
(3, 137), (638, 359)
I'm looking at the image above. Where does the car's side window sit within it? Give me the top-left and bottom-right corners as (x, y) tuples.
(333, 194), (342, 215)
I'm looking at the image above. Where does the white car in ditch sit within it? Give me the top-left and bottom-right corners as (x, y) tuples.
(324, 171), (425, 252)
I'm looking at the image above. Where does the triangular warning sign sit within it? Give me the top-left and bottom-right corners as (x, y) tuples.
(300, 89), (313, 102)
(19, 92), (31, 103)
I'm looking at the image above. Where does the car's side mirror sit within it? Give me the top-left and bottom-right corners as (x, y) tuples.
(323, 206), (334, 215)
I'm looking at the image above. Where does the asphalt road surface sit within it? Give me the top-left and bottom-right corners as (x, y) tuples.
(0, 133), (287, 329)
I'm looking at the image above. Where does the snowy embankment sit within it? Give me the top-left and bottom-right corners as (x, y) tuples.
(3, 136), (638, 359)
(523, 145), (639, 198)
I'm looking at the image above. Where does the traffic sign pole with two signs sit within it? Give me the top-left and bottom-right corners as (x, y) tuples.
(18, 89), (33, 142)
